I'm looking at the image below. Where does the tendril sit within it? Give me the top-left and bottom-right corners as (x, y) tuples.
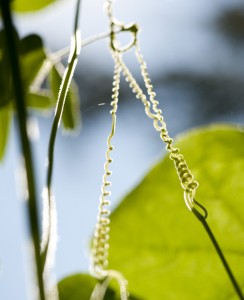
(117, 52), (205, 218)
(92, 1), (244, 300)
(91, 52), (121, 276)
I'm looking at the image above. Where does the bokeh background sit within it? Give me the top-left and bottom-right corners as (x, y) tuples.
(1, 0), (244, 298)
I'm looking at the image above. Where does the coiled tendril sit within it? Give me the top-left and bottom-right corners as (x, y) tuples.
(90, 1), (244, 300)
(91, 52), (121, 276)
(117, 49), (207, 219)
(91, 51), (129, 300)
(91, 3), (207, 299)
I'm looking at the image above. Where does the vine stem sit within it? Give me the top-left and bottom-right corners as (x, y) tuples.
(31, 28), (124, 92)
(193, 209), (244, 300)
(0, 1), (46, 300)
(53, 28), (124, 61)
(41, 0), (82, 270)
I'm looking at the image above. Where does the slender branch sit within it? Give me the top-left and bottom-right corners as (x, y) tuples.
(0, 2), (46, 300)
(41, 0), (82, 270)
(193, 209), (244, 300)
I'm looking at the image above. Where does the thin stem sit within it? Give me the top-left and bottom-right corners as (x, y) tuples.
(193, 209), (244, 300)
(52, 28), (123, 62)
(41, 0), (82, 270)
(0, 2), (45, 300)
(31, 28), (124, 93)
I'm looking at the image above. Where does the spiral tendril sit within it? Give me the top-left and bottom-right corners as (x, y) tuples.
(92, 1), (206, 299)
(91, 53), (121, 278)
(116, 50), (207, 218)
(90, 2), (244, 299)
(91, 50), (129, 299)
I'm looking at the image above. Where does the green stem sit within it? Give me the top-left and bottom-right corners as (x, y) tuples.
(31, 28), (125, 92)
(0, 1), (45, 300)
(52, 28), (124, 61)
(193, 208), (244, 300)
(41, 0), (82, 270)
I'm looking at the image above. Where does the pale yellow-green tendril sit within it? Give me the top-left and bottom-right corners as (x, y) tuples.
(90, 1), (244, 299)
(91, 53), (120, 276)
(117, 48), (207, 219)
(90, 270), (128, 300)
(105, 0), (206, 217)
(91, 50), (128, 300)
(92, 1), (207, 299)
(90, 2), (134, 299)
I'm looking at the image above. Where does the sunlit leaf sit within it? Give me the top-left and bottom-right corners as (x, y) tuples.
(0, 105), (11, 161)
(109, 125), (244, 300)
(50, 65), (81, 132)
(12, 0), (56, 12)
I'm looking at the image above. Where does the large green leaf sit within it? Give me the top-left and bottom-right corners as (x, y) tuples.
(58, 273), (140, 300)
(50, 65), (81, 132)
(12, 0), (56, 12)
(108, 125), (244, 300)
(0, 105), (11, 161)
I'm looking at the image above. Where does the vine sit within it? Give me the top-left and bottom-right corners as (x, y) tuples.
(90, 0), (244, 299)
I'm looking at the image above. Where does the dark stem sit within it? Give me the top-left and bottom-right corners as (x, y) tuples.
(0, 1), (45, 300)
(193, 209), (244, 300)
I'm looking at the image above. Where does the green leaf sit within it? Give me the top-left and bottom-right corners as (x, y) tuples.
(50, 65), (81, 132)
(58, 273), (117, 300)
(12, 0), (56, 12)
(0, 105), (11, 161)
(108, 124), (244, 300)
(58, 273), (141, 300)
(26, 90), (53, 111)
(0, 31), (47, 110)
(58, 274), (98, 300)
(19, 34), (46, 91)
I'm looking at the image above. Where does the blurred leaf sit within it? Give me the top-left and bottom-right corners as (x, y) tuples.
(19, 34), (46, 91)
(0, 32), (47, 109)
(19, 33), (43, 54)
(58, 273), (141, 300)
(58, 274), (98, 300)
(0, 105), (11, 161)
(12, 0), (56, 12)
(217, 7), (244, 42)
(50, 65), (81, 132)
(109, 125), (244, 300)
(58, 273), (118, 300)
(26, 90), (53, 110)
